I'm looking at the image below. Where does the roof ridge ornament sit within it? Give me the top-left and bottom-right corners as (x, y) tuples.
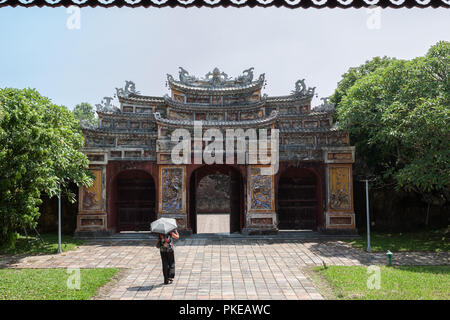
(167, 67), (265, 88)
(235, 67), (254, 84)
(291, 79), (315, 97)
(115, 80), (140, 98)
(96, 96), (120, 113)
(203, 67), (231, 86)
(179, 67), (197, 84)
(314, 97), (335, 112)
(80, 119), (97, 130)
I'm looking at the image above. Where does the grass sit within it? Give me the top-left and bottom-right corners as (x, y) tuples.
(314, 265), (450, 300)
(344, 228), (449, 252)
(0, 233), (84, 255)
(0, 268), (119, 300)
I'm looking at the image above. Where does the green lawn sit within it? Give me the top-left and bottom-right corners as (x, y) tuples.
(314, 265), (450, 300)
(344, 228), (449, 252)
(0, 233), (84, 255)
(0, 268), (118, 300)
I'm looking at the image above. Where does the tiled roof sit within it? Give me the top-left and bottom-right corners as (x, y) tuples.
(277, 111), (333, 118)
(167, 74), (264, 95)
(154, 110), (278, 128)
(81, 124), (157, 135)
(164, 95), (265, 111)
(97, 110), (156, 119)
(118, 94), (165, 104)
(279, 126), (340, 133)
(265, 94), (314, 103)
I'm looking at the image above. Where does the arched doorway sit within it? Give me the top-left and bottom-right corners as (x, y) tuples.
(115, 170), (156, 231)
(189, 165), (243, 234)
(196, 174), (230, 234)
(277, 168), (318, 230)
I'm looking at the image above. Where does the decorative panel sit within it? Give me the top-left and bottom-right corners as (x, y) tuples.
(110, 151), (122, 158)
(87, 154), (105, 162)
(317, 136), (327, 145)
(328, 164), (353, 212)
(304, 121), (318, 128)
(320, 120), (330, 127)
(195, 113), (206, 120)
(209, 113), (224, 121)
(141, 122), (155, 129)
(250, 218), (273, 225)
(135, 107), (152, 113)
(105, 137), (115, 145)
(300, 105), (309, 112)
(329, 216), (352, 225)
(247, 165), (275, 213)
(326, 213), (355, 229)
(77, 215), (107, 231)
(81, 169), (103, 212)
(116, 121), (128, 129)
(169, 110), (192, 120)
(288, 107), (297, 114)
(117, 138), (147, 146)
(328, 134), (349, 145)
(240, 112), (255, 120)
(327, 153), (352, 161)
(124, 150), (142, 158)
(159, 166), (186, 214)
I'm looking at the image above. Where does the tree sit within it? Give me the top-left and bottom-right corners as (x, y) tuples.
(0, 88), (93, 246)
(73, 102), (96, 125)
(333, 41), (450, 207)
(331, 56), (394, 107)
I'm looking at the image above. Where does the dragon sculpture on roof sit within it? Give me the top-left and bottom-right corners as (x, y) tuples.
(96, 96), (120, 113)
(314, 97), (335, 112)
(179, 67), (198, 84)
(115, 80), (140, 98)
(291, 78), (315, 97)
(235, 67), (254, 84)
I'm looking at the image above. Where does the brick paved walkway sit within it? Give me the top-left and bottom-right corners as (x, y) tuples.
(197, 213), (230, 234)
(1, 238), (448, 300)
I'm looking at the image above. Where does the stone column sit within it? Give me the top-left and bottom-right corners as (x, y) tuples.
(244, 165), (277, 235)
(323, 147), (356, 232)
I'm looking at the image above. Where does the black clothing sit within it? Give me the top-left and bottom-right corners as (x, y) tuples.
(160, 250), (175, 284)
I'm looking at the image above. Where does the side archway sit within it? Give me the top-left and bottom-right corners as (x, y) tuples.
(277, 167), (319, 230)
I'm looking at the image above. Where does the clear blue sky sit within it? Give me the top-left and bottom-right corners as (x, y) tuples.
(0, 8), (449, 109)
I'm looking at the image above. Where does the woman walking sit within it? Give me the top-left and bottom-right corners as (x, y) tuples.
(157, 229), (179, 284)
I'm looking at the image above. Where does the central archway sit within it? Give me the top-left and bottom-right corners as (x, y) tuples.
(189, 165), (244, 234)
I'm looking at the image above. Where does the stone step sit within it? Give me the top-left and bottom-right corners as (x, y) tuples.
(77, 230), (361, 241)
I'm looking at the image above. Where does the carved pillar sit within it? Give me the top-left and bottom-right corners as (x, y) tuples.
(323, 147), (356, 231)
(244, 165), (277, 235)
(157, 165), (188, 231)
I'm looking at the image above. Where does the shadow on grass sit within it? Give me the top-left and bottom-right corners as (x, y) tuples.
(0, 233), (84, 256)
(390, 265), (450, 275)
(344, 228), (449, 252)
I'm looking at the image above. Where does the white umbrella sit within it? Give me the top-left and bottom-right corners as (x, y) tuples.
(150, 218), (178, 235)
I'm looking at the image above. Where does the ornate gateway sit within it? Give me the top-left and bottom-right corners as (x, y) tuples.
(76, 67), (356, 235)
